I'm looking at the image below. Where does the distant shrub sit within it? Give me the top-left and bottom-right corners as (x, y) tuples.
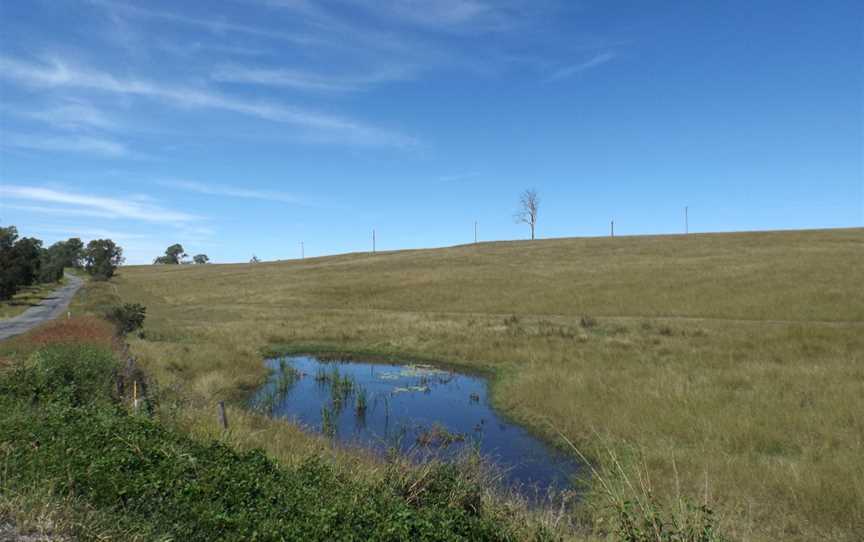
(503, 314), (520, 326)
(502, 314), (524, 336)
(580, 316), (597, 329)
(107, 303), (146, 335)
(658, 325), (674, 337)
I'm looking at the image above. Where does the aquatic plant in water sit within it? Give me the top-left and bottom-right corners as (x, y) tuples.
(355, 385), (368, 414)
(255, 388), (277, 415)
(416, 423), (466, 448)
(276, 366), (299, 396)
(321, 406), (335, 437)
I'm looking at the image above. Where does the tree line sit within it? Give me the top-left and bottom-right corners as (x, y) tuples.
(0, 225), (124, 301)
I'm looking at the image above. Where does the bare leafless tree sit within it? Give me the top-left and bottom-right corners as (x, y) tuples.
(514, 188), (539, 240)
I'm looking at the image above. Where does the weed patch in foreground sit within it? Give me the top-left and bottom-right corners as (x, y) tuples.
(2, 315), (117, 356)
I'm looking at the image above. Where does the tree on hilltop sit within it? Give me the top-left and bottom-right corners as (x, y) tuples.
(154, 244), (186, 265)
(514, 188), (540, 241)
(84, 239), (124, 281)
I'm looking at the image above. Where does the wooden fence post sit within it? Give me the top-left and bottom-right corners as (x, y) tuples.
(218, 401), (229, 430)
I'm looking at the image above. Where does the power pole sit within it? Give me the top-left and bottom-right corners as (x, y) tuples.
(611, 220), (615, 237)
(685, 206), (689, 234)
(372, 229), (376, 254)
(474, 221), (478, 244)
(300, 241), (304, 259)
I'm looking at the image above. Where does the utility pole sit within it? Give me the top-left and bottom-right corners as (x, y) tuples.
(611, 220), (615, 237)
(685, 206), (689, 234)
(372, 229), (376, 254)
(300, 241), (304, 259)
(474, 221), (478, 244)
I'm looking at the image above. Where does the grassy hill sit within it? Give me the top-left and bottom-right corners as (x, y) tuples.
(82, 228), (863, 540)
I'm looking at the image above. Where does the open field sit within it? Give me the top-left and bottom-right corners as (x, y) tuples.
(77, 228), (863, 540)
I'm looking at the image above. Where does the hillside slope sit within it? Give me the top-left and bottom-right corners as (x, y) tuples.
(106, 228), (863, 541)
(124, 228), (863, 322)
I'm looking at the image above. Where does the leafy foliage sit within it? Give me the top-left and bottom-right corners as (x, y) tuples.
(0, 344), (117, 408)
(107, 303), (147, 335)
(84, 239), (124, 280)
(154, 243), (186, 265)
(0, 226), (77, 300)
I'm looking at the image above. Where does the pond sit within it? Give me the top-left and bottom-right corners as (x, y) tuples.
(254, 355), (581, 497)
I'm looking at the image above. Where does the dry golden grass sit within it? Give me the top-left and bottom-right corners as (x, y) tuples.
(79, 228), (864, 541)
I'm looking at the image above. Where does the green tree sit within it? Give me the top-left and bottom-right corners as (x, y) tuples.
(10, 237), (43, 287)
(193, 254), (210, 264)
(0, 226), (20, 300)
(38, 243), (66, 283)
(84, 239), (124, 280)
(154, 243), (186, 265)
(56, 237), (84, 268)
(36, 237), (83, 283)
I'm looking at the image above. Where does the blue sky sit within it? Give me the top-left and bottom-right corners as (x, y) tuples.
(0, 0), (861, 264)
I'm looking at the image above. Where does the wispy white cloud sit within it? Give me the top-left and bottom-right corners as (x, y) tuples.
(0, 185), (199, 224)
(345, 0), (496, 28)
(29, 225), (151, 241)
(0, 56), (417, 147)
(255, 0), (485, 68)
(87, 0), (318, 46)
(0, 204), (127, 220)
(212, 65), (412, 92)
(6, 100), (117, 131)
(1, 133), (131, 157)
(158, 179), (302, 204)
(546, 51), (616, 82)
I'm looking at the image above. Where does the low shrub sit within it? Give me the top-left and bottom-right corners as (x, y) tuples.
(106, 303), (146, 335)
(580, 316), (597, 329)
(0, 344), (117, 407)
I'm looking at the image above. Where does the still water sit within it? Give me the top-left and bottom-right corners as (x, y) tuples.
(255, 355), (580, 496)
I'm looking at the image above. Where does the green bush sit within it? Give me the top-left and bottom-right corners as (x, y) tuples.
(107, 303), (146, 335)
(1, 344), (117, 407)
